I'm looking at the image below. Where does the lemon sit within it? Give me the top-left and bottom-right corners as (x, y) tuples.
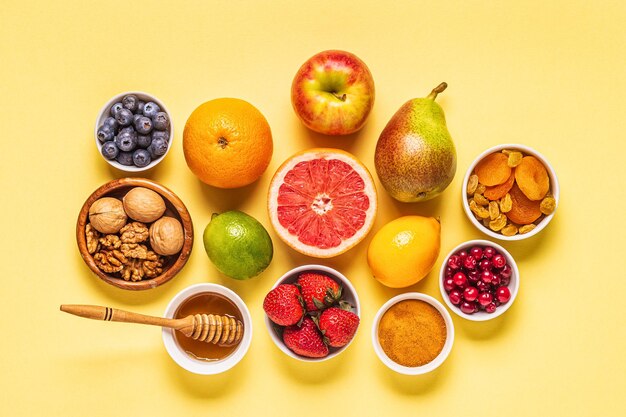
(203, 211), (273, 280)
(367, 216), (440, 288)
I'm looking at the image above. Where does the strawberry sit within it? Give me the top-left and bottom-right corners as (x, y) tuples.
(263, 284), (304, 326)
(282, 316), (329, 358)
(297, 272), (342, 312)
(317, 306), (360, 348)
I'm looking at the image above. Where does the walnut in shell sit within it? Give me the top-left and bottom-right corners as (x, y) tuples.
(123, 187), (166, 223)
(149, 217), (184, 256)
(89, 197), (127, 234)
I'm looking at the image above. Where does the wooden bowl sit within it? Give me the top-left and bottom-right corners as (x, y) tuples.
(77, 178), (193, 290)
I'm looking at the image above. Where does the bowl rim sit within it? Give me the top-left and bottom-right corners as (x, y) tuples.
(263, 264), (360, 362)
(76, 177), (193, 290)
(94, 91), (174, 172)
(161, 283), (253, 375)
(438, 239), (520, 321)
(371, 292), (454, 375)
(462, 143), (559, 241)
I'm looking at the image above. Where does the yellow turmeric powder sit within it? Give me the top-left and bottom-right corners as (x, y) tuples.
(378, 300), (446, 367)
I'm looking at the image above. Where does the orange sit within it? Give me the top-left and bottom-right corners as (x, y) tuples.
(183, 98), (273, 188)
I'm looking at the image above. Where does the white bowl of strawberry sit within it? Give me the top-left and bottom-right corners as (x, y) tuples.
(263, 265), (360, 361)
(440, 240), (519, 321)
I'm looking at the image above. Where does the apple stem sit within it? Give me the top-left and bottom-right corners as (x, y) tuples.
(427, 82), (448, 100)
(332, 92), (347, 101)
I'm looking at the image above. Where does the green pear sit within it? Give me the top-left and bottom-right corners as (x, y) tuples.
(374, 82), (457, 202)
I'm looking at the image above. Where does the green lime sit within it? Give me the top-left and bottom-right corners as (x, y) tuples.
(203, 210), (273, 280)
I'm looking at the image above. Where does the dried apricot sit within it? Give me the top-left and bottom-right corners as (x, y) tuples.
(507, 184), (542, 225)
(474, 153), (512, 186)
(501, 223), (518, 236)
(473, 193), (489, 206)
(467, 174), (479, 195)
(469, 200), (490, 219)
(519, 224), (536, 234)
(540, 195), (556, 215)
(489, 214), (507, 231)
(515, 156), (549, 201)
(507, 151), (523, 167)
(489, 201), (500, 220)
(484, 171), (515, 200)
(499, 193), (512, 213)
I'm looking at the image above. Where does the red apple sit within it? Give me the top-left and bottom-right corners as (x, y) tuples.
(291, 50), (375, 135)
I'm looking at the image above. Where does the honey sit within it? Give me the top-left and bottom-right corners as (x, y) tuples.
(378, 299), (446, 367)
(174, 292), (243, 362)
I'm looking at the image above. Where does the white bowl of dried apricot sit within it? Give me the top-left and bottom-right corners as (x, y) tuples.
(462, 144), (559, 241)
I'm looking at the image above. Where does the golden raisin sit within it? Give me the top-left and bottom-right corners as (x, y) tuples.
(540, 196), (556, 215)
(499, 193), (513, 213)
(489, 214), (507, 231)
(470, 200), (490, 219)
(489, 201), (500, 220)
(476, 183), (486, 195)
(501, 223), (518, 236)
(467, 174), (479, 195)
(507, 151), (523, 167)
(473, 193), (489, 206)
(519, 224), (537, 234)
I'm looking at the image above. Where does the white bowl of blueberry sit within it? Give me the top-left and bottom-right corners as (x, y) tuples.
(95, 91), (173, 171)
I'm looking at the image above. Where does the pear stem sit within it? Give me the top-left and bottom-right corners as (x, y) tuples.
(427, 82), (448, 100)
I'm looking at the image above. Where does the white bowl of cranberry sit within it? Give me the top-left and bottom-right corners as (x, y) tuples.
(95, 91), (173, 172)
(439, 240), (519, 321)
(262, 265), (360, 362)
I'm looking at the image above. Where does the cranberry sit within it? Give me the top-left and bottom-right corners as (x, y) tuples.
(481, 270), (494, 284)
(468, 269), (480, 283)
(496, 286), (511, 303)
(483, 246), (496, 259)
(478, 292), (493, 306)
(470, 246), (483, 260)
(478, 259), (492, 271)
(492, 254), (507, 269)
(500, 264), (512, 279)
(500, 275), (511, 287)
(458, 250), (468, 261)
(445, 266), (454, 278)
(460, 301), (476, 314)
(448, 289), (462, 305)
(485, 302), (497, 313)
(476, 280), (489, 292)
(463, 286), (479, 302)
(443, 277), (455, 292)
(453, 272), (468, 288)
(491, 274), (501, 287)
(463, 256), (477, 270)
(447, 255), (461, 270)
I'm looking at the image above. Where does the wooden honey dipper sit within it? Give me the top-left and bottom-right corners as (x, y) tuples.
(60, 304), (244, 347)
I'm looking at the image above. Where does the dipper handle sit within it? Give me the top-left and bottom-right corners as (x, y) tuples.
(60, 304), (181, 328)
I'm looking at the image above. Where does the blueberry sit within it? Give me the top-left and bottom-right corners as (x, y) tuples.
(101, 141), (119, 160)
(137, 134), (152, 148)
(115, 108), (134, 127)
(152, 112), (169, 131)
(115, 130), (137, 152)
(133, 149), (152, 167)
(151, 129), (169, 143)
(119, 125), (136, 136)
(97, 125), (114, 142)
(143, 101), (160, 118)
(134, 116), (153, 134)
(103, 116), (118, 131)
(133, 113), (143, 125)
(149, 137), (168, 158)
(110, 102), (124, 117)
(122, 94), (138, 112)
(136, 100), (146, 115)
(116, 151), (134, 166)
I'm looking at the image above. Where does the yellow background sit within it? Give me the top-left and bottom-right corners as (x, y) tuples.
(1, 1), (625, 415)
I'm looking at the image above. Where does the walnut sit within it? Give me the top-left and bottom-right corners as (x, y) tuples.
(119, 222), (149, 243)
(149, 217), (184, 256)
(120, 243), (149, 259)
(143, 255), (164, 278)
(99, 234), (121, 250)
(120, 259), (145, 282)
(123, 187), (166, 223)
(93, 249), (127, 273)
(85, 224), (101, 254)
(89, 197), (127, 234)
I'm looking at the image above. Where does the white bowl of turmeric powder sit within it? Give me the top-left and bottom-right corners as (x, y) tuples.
(372, 293), (454, 375)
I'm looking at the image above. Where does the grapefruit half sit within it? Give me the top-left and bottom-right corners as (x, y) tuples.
(268, 148), (377, 258)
